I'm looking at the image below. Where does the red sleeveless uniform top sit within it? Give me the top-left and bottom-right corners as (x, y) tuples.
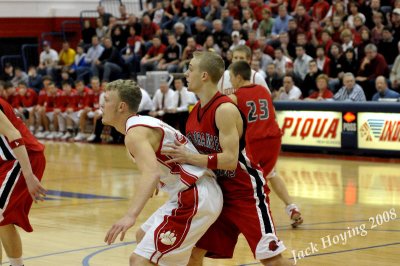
(0, 98), (44, 162)
(186, 92), (267, 200)
(234, 84), (282, 141)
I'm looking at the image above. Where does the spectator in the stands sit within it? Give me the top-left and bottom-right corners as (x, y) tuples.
(203, 35), (221, 54)
(271, 4), (292, 39)
(273, 47), (292, 76)
(377, 26), (397, 66)
(294, 44), (313, 81)
(297, 32), (315, 58)
(328, 43), (344, 92)
(70, 43), (90, 81)
(265, 63), (283, 99)
(347, 1), (366, 29)
(302, 60), (323, 97)
(157, 34), (182, 73)
(118, 4), (129, 22)
(11, 67), (29, 88)
(241, 8), (258, 32)
(81, 19), (96, 45)
(341, 29), (355, 54)
(315, 45), (331, 75)
(311, 0), (330, 22)
(141, 13), (161, 46)
(0, 63), (14, 82)
(205, 0), (222, 22)
(150, 81), (175, 119)
(97, 5), (112, 26)
(95, 17), (108, 40)
(276, 74), (302, 101)
(58, 41), (76, 70)
(232, 19), (248, 40)
(194, 19), (212, 46)
(334, 72), (366, 101)
(212, 19), (229, 48)
(356, 43), (389, 100)
(174, 22), (189, 48)
(140, 36), (166, 74)
(390, 41), (400, 89)
(371, 11), (385, 44)
(230, 31), (246, 51)
(27, 66), (42, 93)
(163, 77), (197, 134)
(92, 37), (124, 82)
(122, 26), (144, 79)
(38, 41), (58, 77)
(258, 8), (274, 38)
(341, 48), (359, 77)
(83, 36), (104, 73)
(305, 74), (333, 101)
(293, 4), (311, 32)
(372, 75), (400, 101)
(391, 8), (400, 43)
(111, 25), (128, 51)
(221, 8), (233, 34)
(178, 37), (202, 72)
(287, 19), (299, 45)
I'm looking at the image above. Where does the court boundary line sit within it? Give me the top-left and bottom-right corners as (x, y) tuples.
(82, 241), (136, 266)
(239, 241), (400, 265)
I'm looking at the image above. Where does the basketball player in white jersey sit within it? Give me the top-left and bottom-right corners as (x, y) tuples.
(219, 45), (303, 227)
(102, 79), (223, 266)
(218, 45), (270, 95)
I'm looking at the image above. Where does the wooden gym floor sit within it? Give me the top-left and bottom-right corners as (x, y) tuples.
(4, 142), (399, 266)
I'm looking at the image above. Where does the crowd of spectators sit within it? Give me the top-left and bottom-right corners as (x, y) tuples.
(1, 0), (400, 141)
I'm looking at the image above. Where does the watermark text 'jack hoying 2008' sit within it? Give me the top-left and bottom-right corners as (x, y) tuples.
(291, 208), (397, 265)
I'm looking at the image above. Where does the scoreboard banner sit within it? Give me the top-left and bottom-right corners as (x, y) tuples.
(276, 111), (342, 148)
(358, 112), (400, 150)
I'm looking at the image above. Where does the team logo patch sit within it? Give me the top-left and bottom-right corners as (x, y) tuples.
(159, 231), (177, 245)
(269, 240), (279, 251)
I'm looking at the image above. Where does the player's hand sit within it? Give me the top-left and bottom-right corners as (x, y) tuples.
(104, 214), (136, 245)
(24, 173), (47, 203)
(162, 140), (189, 164)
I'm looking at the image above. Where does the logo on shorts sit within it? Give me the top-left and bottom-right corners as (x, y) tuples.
(269, 240), (279, 251)
(159, 231), (177, 246)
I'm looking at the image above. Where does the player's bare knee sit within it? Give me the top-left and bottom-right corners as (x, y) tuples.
(135, 229), (145, 244)
(129, 253), (152, 266)
(188, 247), (206, 266)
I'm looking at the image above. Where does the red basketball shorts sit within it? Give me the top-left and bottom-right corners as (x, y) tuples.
(248, 137), (281, 178)
(0, 151), (46, 232)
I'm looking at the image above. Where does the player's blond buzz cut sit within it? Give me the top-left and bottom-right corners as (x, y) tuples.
(193, 51), (225, 84)
(106, 79), (142, 113)
(232, 45), (252, 60)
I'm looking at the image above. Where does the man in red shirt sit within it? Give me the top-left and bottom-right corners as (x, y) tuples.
(14, 81), (38, 131)
(0, 98), (46, 266)
(140, 36), (166, 74)
(163, 52), (291, 266)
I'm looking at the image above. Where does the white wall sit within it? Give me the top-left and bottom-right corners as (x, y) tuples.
(0, 0), (141, 17)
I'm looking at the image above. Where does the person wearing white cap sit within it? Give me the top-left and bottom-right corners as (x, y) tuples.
(229, 31), (245, 51)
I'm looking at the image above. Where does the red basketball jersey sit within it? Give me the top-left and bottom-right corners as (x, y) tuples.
(186, 92), (268, 200)
(0, 98), (44, 162)
(234, 84), (282, 141)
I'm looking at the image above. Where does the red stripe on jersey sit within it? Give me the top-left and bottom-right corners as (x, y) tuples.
(150, 185), (199, 263)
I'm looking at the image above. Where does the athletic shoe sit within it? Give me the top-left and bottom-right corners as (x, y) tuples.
(74, 132), (87, 142)
(61, 131), (73, 140)
(286, 203), (303, 228)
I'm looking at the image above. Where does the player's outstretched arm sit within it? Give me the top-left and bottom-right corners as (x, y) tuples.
(0, 110), (47, 203)
(105, 126), (161, 245)
(162, 102), (242, 171)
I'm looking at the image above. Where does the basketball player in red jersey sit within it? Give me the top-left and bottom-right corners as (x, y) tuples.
(163, 51), (291, 266)
(229, 61), (303, 228)
(227, 45), (303, 228)
(0, 98), (47, 266)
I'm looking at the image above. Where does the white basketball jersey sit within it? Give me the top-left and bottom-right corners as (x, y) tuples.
(125, 115), (215, 195)
(218, 69), (271, 95)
